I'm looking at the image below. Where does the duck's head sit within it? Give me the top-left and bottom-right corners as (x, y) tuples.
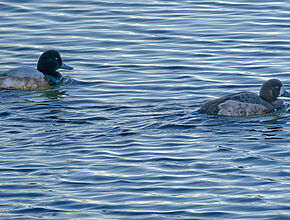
(37, 50), (73, 84)
(260, 79), (290, 102)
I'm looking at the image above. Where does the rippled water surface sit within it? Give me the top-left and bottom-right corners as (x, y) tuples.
(1, 0), (290, 219)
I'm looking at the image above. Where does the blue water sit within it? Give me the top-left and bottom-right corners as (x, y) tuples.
(1, 0), (290, 219)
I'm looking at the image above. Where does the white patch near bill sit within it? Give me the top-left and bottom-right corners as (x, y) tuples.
(218, 100), (267, 116)
(279, 86), (285, 96)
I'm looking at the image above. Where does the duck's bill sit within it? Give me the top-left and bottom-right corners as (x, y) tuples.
(61, 63), (73, 70)
(282, 90), (290, 97)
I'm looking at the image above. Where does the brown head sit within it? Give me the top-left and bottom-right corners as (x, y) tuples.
(259, 79), (290, 102)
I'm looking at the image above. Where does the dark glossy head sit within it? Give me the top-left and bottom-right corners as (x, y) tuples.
(259, 79), (290, 102)
(37, 50), (73, 77)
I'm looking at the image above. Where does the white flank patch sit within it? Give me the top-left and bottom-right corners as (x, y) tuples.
(218, 100), (267, 116)
(2, 78), (24, 88)
(0, 77), (49, 90)
(279, 86), (285, 96)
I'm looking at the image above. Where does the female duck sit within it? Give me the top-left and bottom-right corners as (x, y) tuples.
(198, 79), (290, 116)
(0, 50), (73, 90)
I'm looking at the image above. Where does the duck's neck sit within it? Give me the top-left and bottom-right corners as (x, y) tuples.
(259, 92), (276, 103)
(44, 72), (63, 86)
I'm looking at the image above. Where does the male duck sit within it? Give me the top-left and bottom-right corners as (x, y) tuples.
(198, 79), (290, 116)
(0, 50), (73, 90)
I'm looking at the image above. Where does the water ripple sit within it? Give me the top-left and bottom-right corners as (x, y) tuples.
(1, 0), (290, 219)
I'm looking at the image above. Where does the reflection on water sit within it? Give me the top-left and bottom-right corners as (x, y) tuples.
(42, 89), (67, 100)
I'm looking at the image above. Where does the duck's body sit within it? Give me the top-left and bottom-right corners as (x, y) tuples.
(0, 67), (49, 90)
(0, 50), (73, 90)
(198, 79), (290, 116)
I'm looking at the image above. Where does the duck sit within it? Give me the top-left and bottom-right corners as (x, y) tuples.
(198, 79), (290, 116)
(0, 50), (73, 90)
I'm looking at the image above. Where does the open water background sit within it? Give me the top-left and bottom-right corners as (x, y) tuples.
(1, 0), (290, 219)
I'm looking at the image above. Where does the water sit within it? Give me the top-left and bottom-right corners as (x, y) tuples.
(1, 0), (290, 219)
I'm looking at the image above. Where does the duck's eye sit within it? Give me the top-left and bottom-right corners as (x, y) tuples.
(55, 57), (59, 61)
